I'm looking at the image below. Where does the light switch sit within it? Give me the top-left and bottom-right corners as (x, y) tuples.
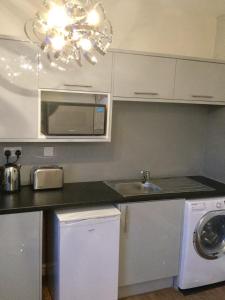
(44, 147), (54, 157)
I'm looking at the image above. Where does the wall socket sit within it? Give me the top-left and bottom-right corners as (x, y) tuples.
(3, 147), (22, 158)
(43, 147), (54, 157)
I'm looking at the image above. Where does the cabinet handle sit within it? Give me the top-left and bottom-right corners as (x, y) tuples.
(134, 92), (159, 96)
(191, 95), (214, 99)
(64, 84), (93, 88)
(124, 206), (129, 234)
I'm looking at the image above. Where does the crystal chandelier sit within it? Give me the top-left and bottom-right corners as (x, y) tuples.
(25, 0), (113, 65)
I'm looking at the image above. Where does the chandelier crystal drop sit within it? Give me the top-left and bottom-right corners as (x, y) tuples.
(25, 0), (113, 66)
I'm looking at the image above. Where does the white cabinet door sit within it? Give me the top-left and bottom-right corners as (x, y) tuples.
(0, 211), (42, 300)
(0, 39), (38, 139)
(113, 53), (176, 100)
(39, 52), (113, 93)
(119, 200), (184, 287)
(174, 59), (225, 103)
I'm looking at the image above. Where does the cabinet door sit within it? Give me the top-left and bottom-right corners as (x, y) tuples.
(0, 39), (38, 139)
(0, 211), (42, 300)
(113, 53), (176, 100)
(174, 59), (225, 103)
(39, 52), (113, 93)
(119, 200), (184, 287)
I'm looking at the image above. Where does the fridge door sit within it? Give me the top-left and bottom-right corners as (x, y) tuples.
(58, 213), (120, 300)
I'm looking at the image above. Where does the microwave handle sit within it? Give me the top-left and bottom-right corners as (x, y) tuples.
(64, 84), (93, 88)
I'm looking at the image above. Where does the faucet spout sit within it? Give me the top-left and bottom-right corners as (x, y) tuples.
(141, 170), (151, 184)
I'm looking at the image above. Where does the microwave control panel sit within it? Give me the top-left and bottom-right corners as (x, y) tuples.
(94, 106), (106, 135)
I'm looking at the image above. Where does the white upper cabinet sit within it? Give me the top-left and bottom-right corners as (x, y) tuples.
(113, 53), (176, 100)
(38, 52), (113, 93)
(174, 59), (225, 103)
(0, 39), (38, 139)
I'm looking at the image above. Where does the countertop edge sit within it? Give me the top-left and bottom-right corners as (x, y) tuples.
(0, 176), (225, 215)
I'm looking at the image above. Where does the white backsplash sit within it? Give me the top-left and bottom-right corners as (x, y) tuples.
(0, 102), (210, 185)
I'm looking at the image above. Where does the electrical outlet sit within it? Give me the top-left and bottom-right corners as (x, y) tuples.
(3, 147), (22, 158)
(43, 147), (54, 157)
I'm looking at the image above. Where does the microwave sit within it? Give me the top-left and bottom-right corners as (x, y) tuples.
(41, 102), (107, 136)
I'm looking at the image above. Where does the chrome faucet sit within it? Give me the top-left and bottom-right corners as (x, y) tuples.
(141, 170), (151, 184)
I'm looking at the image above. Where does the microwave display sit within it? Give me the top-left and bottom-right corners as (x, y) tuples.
(41, 102), (107, 136)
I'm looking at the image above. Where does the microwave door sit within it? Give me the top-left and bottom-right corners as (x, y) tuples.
(47, 104), (94, 135)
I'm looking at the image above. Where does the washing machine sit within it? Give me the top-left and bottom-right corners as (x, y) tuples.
(177, 197), (225, 290)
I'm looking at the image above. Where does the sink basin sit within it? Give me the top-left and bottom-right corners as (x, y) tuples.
(105, 180), (162, 197)
(105, 177), (215, 198)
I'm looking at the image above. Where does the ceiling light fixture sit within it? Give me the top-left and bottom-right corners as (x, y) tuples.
(25, 0), (113, 66)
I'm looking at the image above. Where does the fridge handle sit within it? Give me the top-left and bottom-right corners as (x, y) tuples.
(124, 206), (129, 234)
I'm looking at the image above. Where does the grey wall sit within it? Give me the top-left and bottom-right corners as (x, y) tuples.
(0, 102), (209, 185)
(204, 106), (225, 183)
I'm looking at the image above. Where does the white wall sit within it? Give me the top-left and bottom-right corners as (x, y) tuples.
(106, 0), (217, 58)
(203, 15), (225, 181)
(0, 102), (209, 185)
(214, 15), (225, 59)
(0, 0), (218, 59)
(0, 1), (41, 39)
(0, 1), (222, 185)
(203, 107), (225, 183)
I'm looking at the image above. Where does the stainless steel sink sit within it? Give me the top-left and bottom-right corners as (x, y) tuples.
(105, 180), (161, 197)
(105, 177), (215, 197)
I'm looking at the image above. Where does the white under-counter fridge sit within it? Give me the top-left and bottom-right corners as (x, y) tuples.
(49, 206), (121, 300)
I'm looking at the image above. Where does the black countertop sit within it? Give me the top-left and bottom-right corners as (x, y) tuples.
(0, 176), (225, 215)
(0, 181), (123, 214)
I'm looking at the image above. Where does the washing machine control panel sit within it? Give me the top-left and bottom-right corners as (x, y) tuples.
(216, 202), (222, 209)
(212, 199), (225, 210)
(190, 198), (225, 211)
(214, 200), (225, 209)
(191, 202), (206, 211)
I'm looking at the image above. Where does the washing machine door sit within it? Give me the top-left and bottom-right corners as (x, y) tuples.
(194, 211), (225, 260)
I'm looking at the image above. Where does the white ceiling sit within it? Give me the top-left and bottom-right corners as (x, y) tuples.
(1, 0), (224, 58)
(3, 0), (225, 19)
(145, 0), (225, 17)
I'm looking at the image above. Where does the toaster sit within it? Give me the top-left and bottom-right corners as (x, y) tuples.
(31, 166), (64, 190)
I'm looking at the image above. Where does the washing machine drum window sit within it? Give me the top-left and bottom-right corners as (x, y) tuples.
(194, 211), (225, 260)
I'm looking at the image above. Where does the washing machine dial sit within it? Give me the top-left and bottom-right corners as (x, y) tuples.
(216, 202), (222, 209)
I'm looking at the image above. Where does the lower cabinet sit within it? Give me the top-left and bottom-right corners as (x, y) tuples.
(0, 211), (42, 300)
(119, 200), (185, 287)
